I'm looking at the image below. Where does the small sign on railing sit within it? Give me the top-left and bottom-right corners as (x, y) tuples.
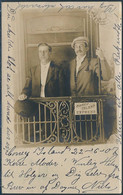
(75, 102), (97, 115)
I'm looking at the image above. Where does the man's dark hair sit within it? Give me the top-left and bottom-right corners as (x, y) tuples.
(38, 43), (52, 52)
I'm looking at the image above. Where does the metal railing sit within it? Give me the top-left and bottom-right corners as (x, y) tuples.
(14, 95), (112, 145)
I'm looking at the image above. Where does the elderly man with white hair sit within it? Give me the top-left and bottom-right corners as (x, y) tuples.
(68, 36), (111, 96)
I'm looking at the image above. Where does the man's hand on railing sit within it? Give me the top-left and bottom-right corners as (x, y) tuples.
(96, 48), (104, 60)
(18, 94), (27, 101)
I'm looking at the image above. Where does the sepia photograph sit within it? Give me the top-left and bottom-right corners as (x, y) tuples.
(13, 4), (117, 146)
(2, 1), (122, 194)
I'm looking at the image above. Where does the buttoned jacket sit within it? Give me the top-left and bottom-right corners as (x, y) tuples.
(22, 61), (64, 97)
(69, 57), (111, 96)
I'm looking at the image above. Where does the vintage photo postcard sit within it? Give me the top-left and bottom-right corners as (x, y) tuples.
(2, 1), (122, 193)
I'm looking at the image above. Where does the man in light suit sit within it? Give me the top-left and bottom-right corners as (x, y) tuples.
(65, 37), (112, 140)
(15, 43), (64, 117)
(68, 36), (111, 96)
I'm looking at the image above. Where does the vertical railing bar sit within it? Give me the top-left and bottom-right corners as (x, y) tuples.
(96, 114), (98, 135)
(70, 99), (73, 143)
(80, 115), (82, 140)
(50, 109), (52, 135)
(101, 100), (105, 141)
(56, 101), (59, 143)
(44, 105), (47, 139)
(38, 104), (41, 142)
(85, 115), (88, 141)
(96, 102), (99, 136)
(90, 114), (93, 139)
(98, 101), (102, 140)
(95, 102), (99, 142)
(33, 116), (36, 142)
(22, 118), (25, 142)
(16, 114), (19, 139)
(28, 118), (30, 142)
(74, 114), (76, 138)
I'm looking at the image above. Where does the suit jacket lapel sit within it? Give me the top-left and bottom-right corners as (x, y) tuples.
(71, 59), (76, 75)
(78, 57), (89, 73)
(45, 61), (55, 85)
(35, 65), (41, 88)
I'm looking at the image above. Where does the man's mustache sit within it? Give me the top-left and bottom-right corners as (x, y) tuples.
(76, 50), (83, 53)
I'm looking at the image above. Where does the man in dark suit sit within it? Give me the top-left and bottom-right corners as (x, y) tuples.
(14, 43), (64, 117)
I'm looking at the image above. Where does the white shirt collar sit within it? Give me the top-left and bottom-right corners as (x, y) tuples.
(76, 54), (86, 63)
(40, 61), (50, 97)
(41, 61), (50, 68)
(76, 55), (86, 75)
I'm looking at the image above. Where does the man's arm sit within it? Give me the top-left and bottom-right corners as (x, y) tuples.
(18, 68), (32, 100)
(96, 48), (111, 81)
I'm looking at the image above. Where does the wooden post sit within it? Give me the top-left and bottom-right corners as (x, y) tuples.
(96, 23), (101, 94)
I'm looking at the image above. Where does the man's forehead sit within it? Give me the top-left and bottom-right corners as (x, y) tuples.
(38, 45), (49, 50)
(74, 41), (86, 47)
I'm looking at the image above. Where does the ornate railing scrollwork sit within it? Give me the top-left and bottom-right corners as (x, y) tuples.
(15, 96), (113, 145)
